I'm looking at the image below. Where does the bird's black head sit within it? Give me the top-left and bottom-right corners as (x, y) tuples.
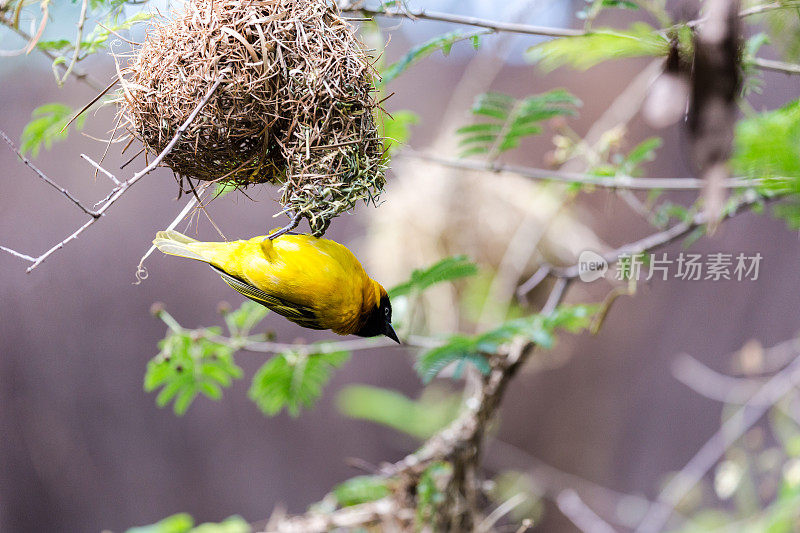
(355, 293), (400, 343)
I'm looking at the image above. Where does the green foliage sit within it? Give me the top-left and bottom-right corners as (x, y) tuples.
(381, 110), (419, 155)
(388, 255), (478, 299)
(20, 103), (85, 157)
(248, 350), (350, 417)
(223, 300), (269, 336)
(416, 462), (451, 527)
(456, 89), (581, 158)
(336, 385), (461, 439)
(416, 304), (598, 383)
(38, 11), (152, 56)
(731, 99), (800, 228)
(381, 30), (487, 85)
(732, 100), (800, 184)
(742, 33), (770, 95)
(126, 514), (250, 533)
(577, 0), (639, 28)
(526, 23), (669, 71)
(145, 327), (244, 415)
(763, 6), (800, 62)
(332, 476), (390, 507)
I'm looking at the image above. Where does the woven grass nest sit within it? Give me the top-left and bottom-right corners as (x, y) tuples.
(117, 0), (385, 235)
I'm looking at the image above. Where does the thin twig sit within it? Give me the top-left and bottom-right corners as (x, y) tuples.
(0, 15), (103, 91)
(635, 350), (800, 533)
(517, 190), (773, 297)
(341, 3), (584, 38)
(58, 0), (89, 86)
(739, 0), (800, 17)
(556, 489), (617, 533)
(0, 129), (100, 218)
(750, 57), (800, 75)
(81, 154), (121, 185)
(1, 70), (230, 273)
(401, 151), (759, 191)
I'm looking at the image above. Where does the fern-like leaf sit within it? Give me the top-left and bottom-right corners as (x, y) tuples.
(526, 23), (669, 71)
(456, 89), (581, 158)
(248, 351), (350, 417)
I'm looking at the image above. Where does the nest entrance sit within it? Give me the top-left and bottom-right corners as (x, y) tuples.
(118, 0), (385, 234)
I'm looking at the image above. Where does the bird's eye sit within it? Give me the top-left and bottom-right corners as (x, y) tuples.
(384, 307), (390, 317)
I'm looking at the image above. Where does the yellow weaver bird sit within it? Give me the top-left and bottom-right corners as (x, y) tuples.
(153, 230), (399, 342)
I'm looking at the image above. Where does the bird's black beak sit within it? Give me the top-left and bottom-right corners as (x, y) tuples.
(385, 322), (400, 344)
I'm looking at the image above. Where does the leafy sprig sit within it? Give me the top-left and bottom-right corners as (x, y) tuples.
(416, 304), (598, 383)
(456, 89), (581, 158)
(20, 103), (86, 157)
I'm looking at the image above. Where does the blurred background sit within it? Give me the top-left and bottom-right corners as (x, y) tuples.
(2, 0), (800, 531)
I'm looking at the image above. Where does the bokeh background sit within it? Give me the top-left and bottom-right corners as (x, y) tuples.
(2, 0), (800, 531)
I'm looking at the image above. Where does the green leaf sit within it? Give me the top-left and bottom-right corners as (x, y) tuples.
(456, 89), (580, 158)
(248, 351), (351, 417)
(416, 305), (598, 382)
(382, 30), (488, 85)
(126, 513), (194, 533)
(388, 255), (478, 299)
(336, 385), (460, 439)
(526, 23), (669, 71)
(126, 514), (250, 533)
(624, 137), (663, 169)
(332, 476), (390, 507)
(191, 516), (251, 533)
(732, 100), (800, 183)
(381, 110), (419, 154)
(20, 103), (86, 158)
(223, 300), (269, 335)
(146, 329), (242, 415)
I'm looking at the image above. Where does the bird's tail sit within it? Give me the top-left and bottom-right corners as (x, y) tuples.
(153, 230), (208, 262)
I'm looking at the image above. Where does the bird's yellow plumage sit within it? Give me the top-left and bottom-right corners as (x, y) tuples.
(153, 230), (398, 341)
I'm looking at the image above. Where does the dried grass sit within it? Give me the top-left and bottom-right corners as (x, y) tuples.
(116, 0), (385, 234)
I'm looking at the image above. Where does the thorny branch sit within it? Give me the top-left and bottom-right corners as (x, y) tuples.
(0, 129), (100, 218)
(0, 69), (230, 273)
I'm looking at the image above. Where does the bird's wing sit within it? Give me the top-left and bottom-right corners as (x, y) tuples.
(211, 266), (325, 330)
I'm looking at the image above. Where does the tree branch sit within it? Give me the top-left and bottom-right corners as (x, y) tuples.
(517, 190), (774, 297)
(400, 150), (759, 191)
(1, 69), (230, 273)
(0, 129), (100, 218)
(0, 14), (103, 91)
(635, 343), (800, 533)
(340, 3), (800, 76)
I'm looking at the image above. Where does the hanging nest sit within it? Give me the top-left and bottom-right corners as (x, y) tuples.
(116, 0), (385, 235)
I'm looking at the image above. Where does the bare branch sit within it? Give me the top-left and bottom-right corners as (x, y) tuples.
(0, 129), (100, 218)
(517, 190), (773, 297)
(739, 1), (800, 17)
(556, 489), (617, 533)
(401, 151), (759, 191)
(0, 70), (230, 273)
(0, 15), (103, 91)
(635, 346), (800, 533)
(340, 2), (584, 38)
(340, 3), (800, 76)
(81, 153), (121, 185)
(262, 497), (412, 533)
(750, 57), (800, 75)
(57, 0), (89, 87)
